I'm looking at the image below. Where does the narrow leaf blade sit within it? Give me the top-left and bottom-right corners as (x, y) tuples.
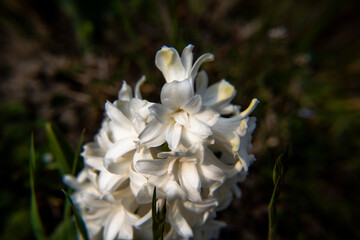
(152, 187), (157, 240)
(29, 134), (47, 240)
(72, 128), (85, 175)
(64, 129), (86, 221)
(45, 123), (71, 175)
(50, 218), (77, 240)
(152, 187), (166, 240)
(62, 190), (89, 240)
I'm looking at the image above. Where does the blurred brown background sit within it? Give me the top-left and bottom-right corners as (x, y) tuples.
(1, 0), (360, 239)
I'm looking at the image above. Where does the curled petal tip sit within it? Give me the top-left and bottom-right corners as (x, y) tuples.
(135, 75), (146, 99)
(239, 98), (260, 118)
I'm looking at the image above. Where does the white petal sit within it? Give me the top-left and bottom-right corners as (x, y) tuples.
(135, 159), (169, 176)
(82, 196), (109, 209)
(161, 79), (194, 110)
(193, 106), (220, 127)
(104, 137), (136, 162)
(168, 201), (193, 238)
(118, 81), (133, 101)
(198, 160), (225, 184)
(86, 223), (102, 239)
(96, 129), (112, 149)
(202, 79), (236, 108)
(103, 157), (130, 175)
(166, 122), (182, 150)
(237, 148), (250, 172)
(139, 118), (166, 148)
(104, 211), (122, 240)
(212, 117), (240, 139)
(148, 174), (171, 197)
(247, 116), (257, 133)
(129, 168), (151, 204)
(98, 171), (127, 192)
(129, 98), (152, 121)
(166, 180), (186, 201)
(157, 149), (183, 159)
(183, 199), (218, 213)
(180, 128), (204, 148)
(87, 170), (99, 189)
(136, 183), (152, 204)
(181, 94), (202, 114)
(212, 116), (241, 152)
(129, 166), (147, 190)
(184, 143), (204, 162)
(179, 162), (202, 202)
(134, 209), (152, 228)
(135, 75), (146, 99)
(219, 104), (237, 115)
(133, 146), (153, 160)
(119, 213), (137, 239)
(155, 46), (185, 83)
(239, 98), (260, 118)
(212, 116), (241, 133)
(173, 111), (189, 126)
(125, 210), (140, 224)
(149, 104), (171, 124)
(237, 118), (249, 136)
(108, 122), (134, 142)
(188, 116), (212, 138)
(82, 142), (106, 158)
(195, 70), (208, 94)
(111, 187), (134, 200)
(62, 175), (81, 190)
(181, 44), (194, 76)
(85, 156), (105, 171)
(190, 53), (214, 84)
(105, 101), (132, 127)
(205, 148), (237, 178)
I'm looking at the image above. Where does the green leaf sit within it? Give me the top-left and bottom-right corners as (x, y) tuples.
(29, 133), (47, 240)
(64, 129), (86, 221)
(72, 128), (86, 175)
(152, 187), (166, 240)
(268, 177), (280, 240)
(62, 190), (89, 240)
(152, 187), (157, 229)
(45, 123), (72, 175)
(50, 218), (77, 240)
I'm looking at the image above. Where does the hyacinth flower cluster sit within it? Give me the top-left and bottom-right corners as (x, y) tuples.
(64, 44), (259, 240)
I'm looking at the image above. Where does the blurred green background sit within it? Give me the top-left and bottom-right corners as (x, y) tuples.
(1, 0), (359, 239)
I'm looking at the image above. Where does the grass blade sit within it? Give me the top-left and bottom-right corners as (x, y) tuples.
(30, 133), (47, 240)
(62, 190), (89, 240)
(45, 123), (71, 175)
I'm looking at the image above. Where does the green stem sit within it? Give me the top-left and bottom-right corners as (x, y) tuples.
(268, 178), (280, 240)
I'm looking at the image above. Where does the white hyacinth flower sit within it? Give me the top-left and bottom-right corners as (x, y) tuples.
(65, 44), (259, 240)
(139, 78), (220, 150)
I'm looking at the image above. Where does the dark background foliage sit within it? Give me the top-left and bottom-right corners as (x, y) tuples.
(0, 0), (359, 239)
